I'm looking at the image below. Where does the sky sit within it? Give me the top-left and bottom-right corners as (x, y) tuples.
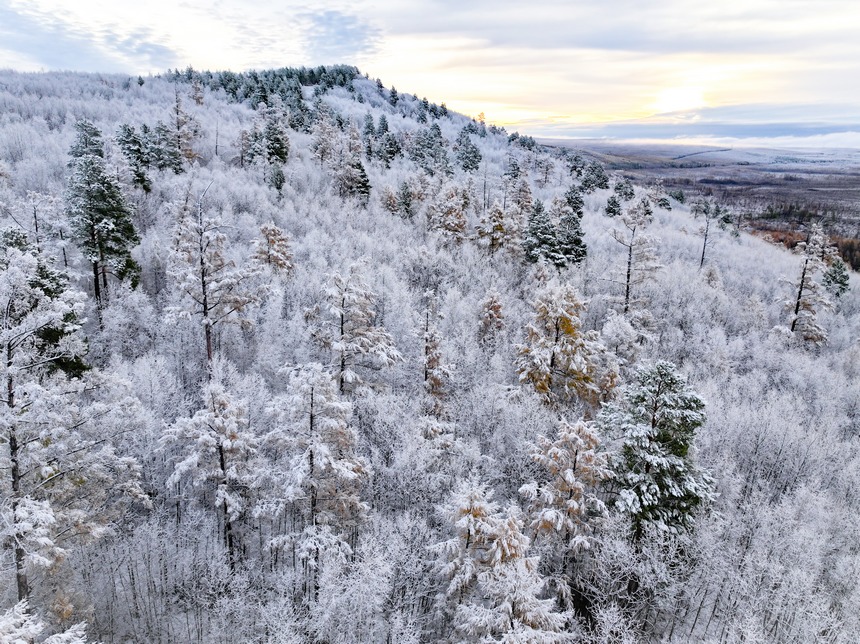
(1, 0), (859, 143)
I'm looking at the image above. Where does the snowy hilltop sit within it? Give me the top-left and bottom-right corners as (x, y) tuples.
(0, 67), (858, 643)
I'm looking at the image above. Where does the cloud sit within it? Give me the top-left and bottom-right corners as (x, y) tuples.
(302, 10), (381, 64)
(0, 1), (181, 71)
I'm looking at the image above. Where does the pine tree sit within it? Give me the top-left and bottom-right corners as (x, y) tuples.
(115, 123), (151, 192)
(605, 195), (622, 218)
(313, 263), (402, 393)
(597, 361), (715, 541)
(613, 178), (635, 201)
(515, 283), (615, 407)
(552, 196), (587, 266)
(523, 200), (563, 267)
(822, 257), (850, 299)
(580, 161), (609, 193)
(65, 121), (140, 309)
(455, 128), (482, 173)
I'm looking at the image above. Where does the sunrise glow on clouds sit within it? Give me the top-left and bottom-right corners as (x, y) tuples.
(1, 0), (858, 140)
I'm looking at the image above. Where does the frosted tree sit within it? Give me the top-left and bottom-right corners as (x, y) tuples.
(311, 111), (337, 166)
(0, 601), (88, 643)
(163, 361), (258, 569)
(1, 234), (144, 605)
(475, 201), (512, 255)
(782, 223), (837, 344)
(691, 199), (732, 269)
(264, 363), (369, 600)
(822, 257), (850, 299)
(597, 361), (715, 541)
(171, 90), (200, 162)
(610, 198), (660, 313)
(313, 263), (401, 393)
(252, 222), (293, 275)
(435, 483), (570, 642)
(427, 184), (469, 243)
(455, 128), (482, 173)
(523, 200), (563, 267)
(552, 196), (587, 266)
(115, 123), (151, 192)
(478, 289), (505, 347)
(168, 192), (262, 364)
(515, 283), (615, 407)
(420, 292), (453, 419)
(65, 121), (140, 308)
(520, 419), (611, 553)
(580, 161), (609, 193)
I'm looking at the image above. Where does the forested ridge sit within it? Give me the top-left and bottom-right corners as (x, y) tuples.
(0, 67), (858, 643)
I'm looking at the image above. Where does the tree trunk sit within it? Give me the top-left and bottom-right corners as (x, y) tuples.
(790, 257), (808, 332)
(7, 344), (29, 601)
(624, 237), (634, 314)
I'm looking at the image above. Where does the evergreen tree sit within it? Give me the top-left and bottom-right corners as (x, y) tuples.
(580, 161), (609, 193)
(553, 196), (587, 266)
(455, 128), (482, 173)
(822, 257), (850, 299)
(597, 361), (715, 541)
(613, 178), (635, 201)
(605, 195), (622, 218)
(65, 122), (140, 309)
(115, 124), (151, 192)
(1, 236), (144, 606)
(523, 200), (563, 267)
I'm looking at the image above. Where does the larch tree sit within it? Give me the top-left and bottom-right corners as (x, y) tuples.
(597, 361), (715, 541)
(264, 363), (369, 601)
(163, 360), (259, 570)
(610, 197), (661, 313)
(65, 121), (140, 310)
(312, 263), (401, 394)
(782, 223), (837, 344)
(420, 292), (453, 419)
(475, 201), (514, 255)
(168, 192), (262, 366)
(520, 419), (612, 555)
(515, 283), (614, 408)
(691, 199), (732, 269)
(435, 482), (571, 642)
(427, 184), (469, 243)
(252, 222), (293, 275)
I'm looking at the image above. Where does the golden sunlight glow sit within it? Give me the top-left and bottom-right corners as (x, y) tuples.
(650, 86), (707, 115)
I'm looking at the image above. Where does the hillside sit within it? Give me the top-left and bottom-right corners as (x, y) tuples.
(1, 67), (858, 643)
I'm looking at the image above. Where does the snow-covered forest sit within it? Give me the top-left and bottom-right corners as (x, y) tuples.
(0, 66), (858, 643)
